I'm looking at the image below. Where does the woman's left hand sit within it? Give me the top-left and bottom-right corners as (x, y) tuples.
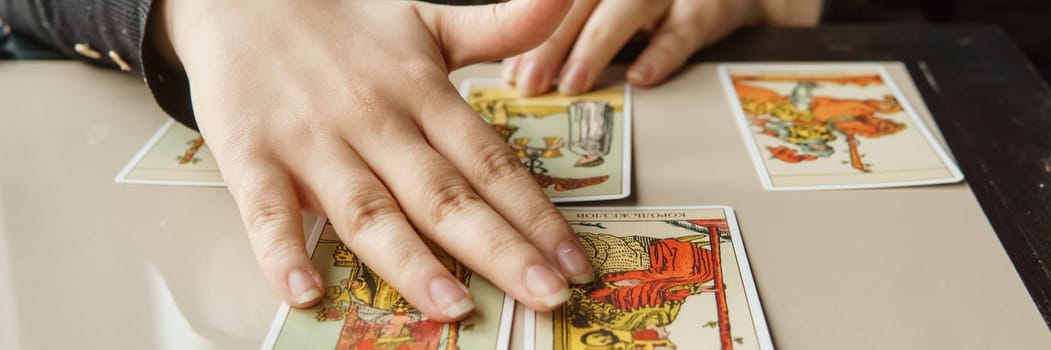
(503, 0), (760, 96)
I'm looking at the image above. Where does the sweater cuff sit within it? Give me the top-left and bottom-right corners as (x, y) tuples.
(139, 2), (197, 130)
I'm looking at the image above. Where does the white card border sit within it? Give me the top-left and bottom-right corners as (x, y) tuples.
(114, 118), (226, 187)
(496, 292), (515, 350)
(524, 304), (536, 350)
(457, 78), (633, 202)
(717, 62), (964, 191)
(260, 217), (516, 350)
(524, 205), (775, 350)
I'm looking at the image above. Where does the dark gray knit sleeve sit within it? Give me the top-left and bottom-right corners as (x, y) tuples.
(1, 0), (151, 71)
(1, 0), (198, 129)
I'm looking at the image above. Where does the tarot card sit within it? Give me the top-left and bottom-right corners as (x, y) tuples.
(719, 63), (963, 190)
(262, 219), (515, 350)
(460, 79), (632, 202)
(527, 207), (773, 350)
(115, 119), (224, 186)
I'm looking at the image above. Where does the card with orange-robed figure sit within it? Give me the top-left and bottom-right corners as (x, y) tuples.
(719, 63), (962, 190)
(528, 207), (773, 350)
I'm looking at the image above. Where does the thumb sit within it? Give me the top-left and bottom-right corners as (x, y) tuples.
(420, 0), (573, 70)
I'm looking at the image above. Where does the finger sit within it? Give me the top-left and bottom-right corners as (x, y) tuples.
(511, 0), (599, 96)
(558, 0), (671, 94)
(300, 138), (477, 322)
(225, 160), (323, 308)
(418, 0), (574, 70)
(344, 99), (572, 311)
(368, 144), (572, 311)
(501, 55), (521, 84)
(417, 84), (596, 286)
(627, 1), (731, 86)
(357, 136), (572, 311)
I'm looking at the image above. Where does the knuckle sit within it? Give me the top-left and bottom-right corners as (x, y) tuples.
(204, 127), (267, 167)
(390, 247), (438, 283)
(579, 26), (615, 47)
(642, 36), (691, 70)
(370, 234), (430, 273)
(349, 88), (393, 133)
(644, 1), (674, 18)
(336, 189), (404, 238)
(386, 242), (426, 270)
(235, 184), (304, 267)
(652, 40), (676, 58)
(522, 206), (570, 239)
(650, 36), (682, 60)
(544, 27), (580, 49)
(253, 238), (300, 267)
(403, 59), (444, 87)
(236, 184), (291, 233)
(244, 199), (288, 232)
(424, 178), (482, 225)
(480, 234), (528, 264)
(470, 141), (527, 188)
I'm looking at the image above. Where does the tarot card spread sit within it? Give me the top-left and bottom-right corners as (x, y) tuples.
(529, 207), (773, 350)
(461, 80), (632, 202)
(115, 119), (224, 186)
(719, 63), (963, 190)
(263, 220), (514, 350)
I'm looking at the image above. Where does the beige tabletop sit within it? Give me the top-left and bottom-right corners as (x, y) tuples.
(1, 61), (1048, 349)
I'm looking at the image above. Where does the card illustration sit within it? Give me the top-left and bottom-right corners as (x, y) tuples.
(719, 63), (963, 190)
(115, 119), (224, 186)
(263, 221), (514, 350)
(461, 80), (632, 202)
(530, 207), (773, 350)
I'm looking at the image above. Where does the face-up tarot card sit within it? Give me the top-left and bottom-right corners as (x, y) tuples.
(461, 80), (632, 202)
(528, 207), (773, 350)
(262, 219), (515, 350)
(719, 63), (963, 190)
(115, 119), (224, 186)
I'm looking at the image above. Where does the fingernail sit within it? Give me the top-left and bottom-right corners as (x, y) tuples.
(525, 264), (570, 308)
(429, 276), (475, 319)
(557, 240), (595, 285)
(559, 62), (589, 95)
(288, 269), (322, 304)
(517, 61), (550, 97)
(502, 59), (520, 84)
(628, 63), (653, 85)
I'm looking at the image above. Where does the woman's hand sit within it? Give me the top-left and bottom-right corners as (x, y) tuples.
(155, 0), (595, 321)
(503, 0), (762, 96)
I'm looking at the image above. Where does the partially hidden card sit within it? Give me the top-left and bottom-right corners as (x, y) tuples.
(528, 207), (773, 350)
(461, 79), (632, 202)
(719, 63), (963, 190)
(115, 119), (224, 186)
(262, 219), (515, 350)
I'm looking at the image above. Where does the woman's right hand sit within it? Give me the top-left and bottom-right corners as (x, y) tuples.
(154, 0), (595, 321)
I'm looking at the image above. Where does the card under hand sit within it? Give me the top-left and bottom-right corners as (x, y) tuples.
(528, 206), (773, 350)
(262, 220), (515, 350)
(115, 119), (224, 186)
(719, 63), (963, 191)
(461, 80), (632, 202)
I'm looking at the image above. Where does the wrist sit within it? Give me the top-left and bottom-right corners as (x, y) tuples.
(149, 0), (227, 72)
